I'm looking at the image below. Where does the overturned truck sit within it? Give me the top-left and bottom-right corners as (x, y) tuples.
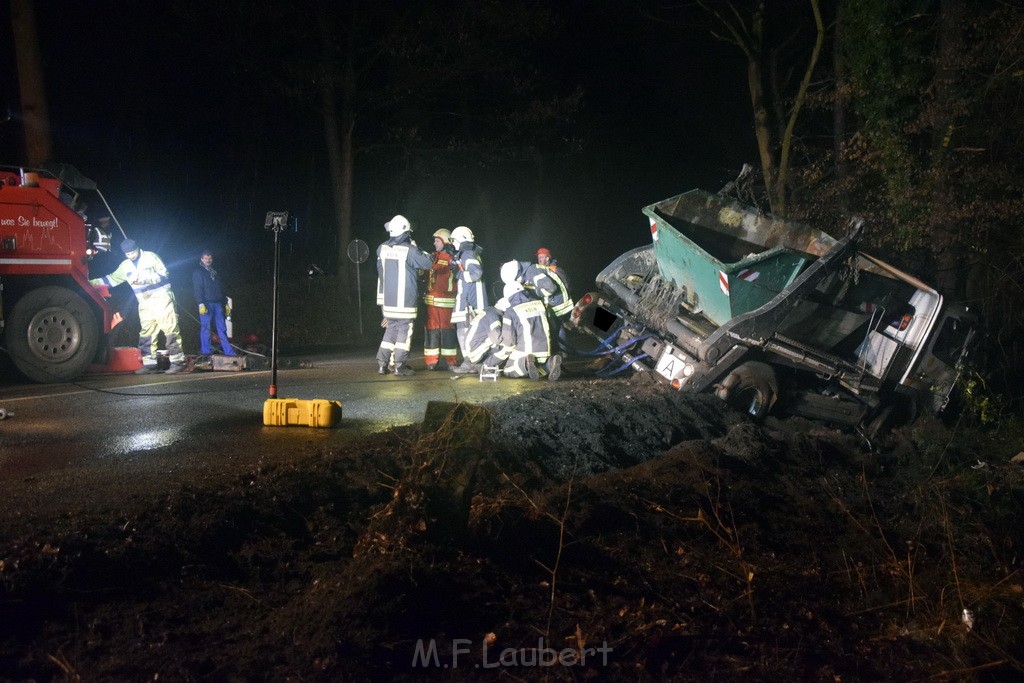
(568, 189), (978, 434)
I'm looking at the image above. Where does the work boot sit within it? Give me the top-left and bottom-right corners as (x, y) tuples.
(450, 362), (477, 375)
(547, 354), (562, 382)
(377, 364), (387, 375)
(164, 363), (184, 375)
(393, 364), (415, 376)
(135, 366), (156, 375)
(527, 361), (541, 381)
(426, 364), (437, 371)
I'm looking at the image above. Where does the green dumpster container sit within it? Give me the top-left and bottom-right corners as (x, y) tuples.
(642, 190), (838, 327)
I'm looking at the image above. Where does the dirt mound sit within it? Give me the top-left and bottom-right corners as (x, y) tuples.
(486, 375), (747, 480)
(1, 383), (1023, 681)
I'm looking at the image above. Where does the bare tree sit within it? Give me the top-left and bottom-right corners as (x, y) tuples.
(9, 0), (52, 165)
(697, 0), (824, 215)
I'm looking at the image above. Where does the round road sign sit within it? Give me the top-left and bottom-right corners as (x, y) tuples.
(347, 239), (369, 264)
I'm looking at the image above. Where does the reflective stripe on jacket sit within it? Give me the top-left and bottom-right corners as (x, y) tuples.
(452, 243), (488, 323)
(538, 264), (574, 316)
(465, 306), (505, 363)
(501, 291), (552, 362)
(424, 250), (457, 308)
(92, 250), (171, 299)
(376, 236), (433, 319)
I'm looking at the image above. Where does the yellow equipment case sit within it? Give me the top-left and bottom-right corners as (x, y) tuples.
(262, 398), (343, 428)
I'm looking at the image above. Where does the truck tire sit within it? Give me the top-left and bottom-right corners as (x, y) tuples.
(5, 286), (100, 383)
(714, 361), (778, 421)
(865, 395), (917, 440)
(865, 405), (897, 442)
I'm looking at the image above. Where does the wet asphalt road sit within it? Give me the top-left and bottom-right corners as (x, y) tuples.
(0, 351), (552, 518)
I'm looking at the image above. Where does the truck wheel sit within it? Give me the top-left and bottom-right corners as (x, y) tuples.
(5, 286), (100, 383)
(714, 361), (778, 421)
(865, 396), (916, 440)
(865, 405), (897, 441)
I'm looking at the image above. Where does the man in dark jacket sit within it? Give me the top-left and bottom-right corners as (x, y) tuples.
(192, 249), (236, 356)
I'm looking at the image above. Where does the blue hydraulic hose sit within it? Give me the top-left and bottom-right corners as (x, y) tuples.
(573, 323), (651, 358)
(596, 353), (650, 376)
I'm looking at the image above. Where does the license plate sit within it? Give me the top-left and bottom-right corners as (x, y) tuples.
(655, 345), (691, 382)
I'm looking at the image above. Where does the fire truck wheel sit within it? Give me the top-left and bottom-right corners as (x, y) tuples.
(715, 361), (778, 421)
(5, 286), (100, 383)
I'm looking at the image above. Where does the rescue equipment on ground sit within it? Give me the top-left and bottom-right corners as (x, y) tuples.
(263, 398), (343, 428)
(260, 211), (342, 428)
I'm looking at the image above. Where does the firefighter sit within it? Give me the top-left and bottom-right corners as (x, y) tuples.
(192, 249), (236, 357)
(91, 238), (185, 374)
(423, 229), (459, 370)
(376, 214), (433, 375)
(535, 247), (574, 319)
(502, 257), (570, 358)
(500, 281), (562, 381)
(500, 259), (558, 300)
(463, 300), (509, 379)
(534, 247), (574, 356)
(449, 225), (489, 374)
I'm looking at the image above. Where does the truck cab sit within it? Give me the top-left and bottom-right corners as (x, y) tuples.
(569, 189), (978, 431)
(0, 165), (117, 382)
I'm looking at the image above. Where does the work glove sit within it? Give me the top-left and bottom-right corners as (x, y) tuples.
(224, 304), (231, 316)
(199, 304), (208, 315)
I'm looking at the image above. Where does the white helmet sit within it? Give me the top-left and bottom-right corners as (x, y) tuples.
(500, 260), (521, 284)
(450, 225), (475, 247)
(385, 214), (411, 237)
(503, 281), (524, 299)
(432, 228), (451, 242)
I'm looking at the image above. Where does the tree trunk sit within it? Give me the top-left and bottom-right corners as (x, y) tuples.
(316, 4), (353, 298)
(930, 0), (965, 296)
(10, 0), (52, 165)
(742, 2), (782, 214)
(832, 1), (849, 217)
(775, 0), (824, 215)
(748, 56), (779, 213)
(339, 51), (356, 293)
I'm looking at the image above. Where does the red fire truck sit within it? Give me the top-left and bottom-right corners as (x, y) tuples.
(0, 164), (123, 382)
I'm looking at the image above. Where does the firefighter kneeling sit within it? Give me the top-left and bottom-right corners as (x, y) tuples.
(496, 281), (562, 381)
(463, 302), (507, 381)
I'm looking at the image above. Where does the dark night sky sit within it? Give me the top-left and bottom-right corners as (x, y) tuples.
(1, 1), (755, 293)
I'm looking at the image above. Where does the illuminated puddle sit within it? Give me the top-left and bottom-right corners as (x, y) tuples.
(108, 427), (186, 455)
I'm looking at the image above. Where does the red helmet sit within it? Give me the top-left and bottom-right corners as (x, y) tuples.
(536, 247), (552, 258)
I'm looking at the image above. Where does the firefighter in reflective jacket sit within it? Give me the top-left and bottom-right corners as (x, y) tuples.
(535, 247), (574, 319)
(376, 215), (433, 376)
(90, 238), (185, 374)
(535, 248), (574, 356)
(501, 257), (570, 358)
(449, 225), (489, 373)
(423, 228), (458, 370)
(500, 259), (558, 301)
(499, 282), (562, 381)
(463, 299), (509, 376)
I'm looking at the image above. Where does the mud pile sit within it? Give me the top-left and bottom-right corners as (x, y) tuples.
(486, 376), (746, 480)
(1, 379), (1023, 681)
